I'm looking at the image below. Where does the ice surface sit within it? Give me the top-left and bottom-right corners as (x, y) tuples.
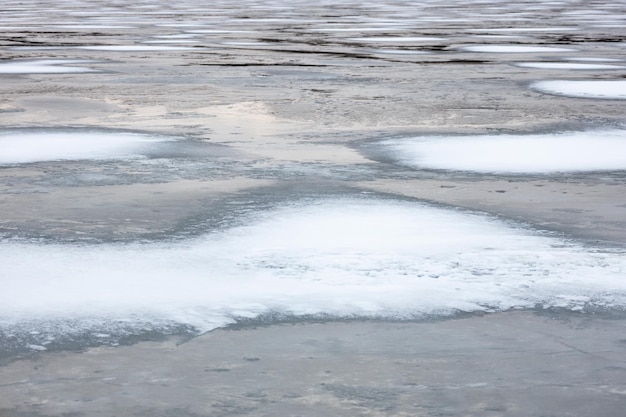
(0, 131), (172, 164)
(461, 45), (575, 53)
(531, 80), (626, 99)
(380, 130), (626, 173)
(0, 59), (98, 74)
(1, 199), (625, 334)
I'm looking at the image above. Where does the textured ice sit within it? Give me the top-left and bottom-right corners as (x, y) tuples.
(531, 80), (626, 99)
(0, 131), (172, 164)
(380, 130), (626, 173)
(0, 59), (98, 74)
(1, 199), (625, 334)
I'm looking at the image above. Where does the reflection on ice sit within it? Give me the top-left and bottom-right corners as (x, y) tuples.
(380, 130), (626, 173)
(531, 80), (626, 99)
(1, 199), (625, 335)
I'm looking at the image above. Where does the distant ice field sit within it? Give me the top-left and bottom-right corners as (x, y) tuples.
(1, 198), (625, 345)
(378, 130), (626, 173)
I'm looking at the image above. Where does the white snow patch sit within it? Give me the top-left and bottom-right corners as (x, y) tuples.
(531, 80), (626, 99)
(380, 130), (626, 173)
(515, 62), (625, 70)
(349, 36), (445, 42)
(77, 45), (194, 51)
(0, 59), (98, 74)
(1, 199), (625, 333)
(0, 131), (172, 164)
(461, 45), (575, 53)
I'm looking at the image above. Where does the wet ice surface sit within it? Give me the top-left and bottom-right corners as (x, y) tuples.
(378, 130), (626, 174)
(0, 59), (98, 74)
(1, 197), (625, 353)
(531, 80), (626, 100)
(1, 0), (626, 359)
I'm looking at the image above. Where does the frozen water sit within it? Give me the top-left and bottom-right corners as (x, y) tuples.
(0, 59), (98, 74)
(1, 198), (625, 334)
(0, 131), (173, 164)
(379, 130), (626, 173)
(461, 45), (575, 53)
(531, 80), (626, 99)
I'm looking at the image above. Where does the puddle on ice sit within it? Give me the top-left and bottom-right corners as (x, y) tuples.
(0, 59), (98, 74)
(1, 198), (625, 340)
(531, 80), (626, 99)
(378, 129), (626, 173)
(461, 45), (575, 53)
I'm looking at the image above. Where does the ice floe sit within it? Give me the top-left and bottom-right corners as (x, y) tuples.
(379, 130), (626, 173)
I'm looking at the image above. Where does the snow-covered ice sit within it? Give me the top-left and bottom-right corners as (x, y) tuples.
(0, 131), (173, 164)
(531, 80), (626, 99)
(515, 62), (625, 70)
(1, 198), (625, 334)
(379, 130), (626, 173)
(461, 45), (575, 53)
(0, 59), (98, 74)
